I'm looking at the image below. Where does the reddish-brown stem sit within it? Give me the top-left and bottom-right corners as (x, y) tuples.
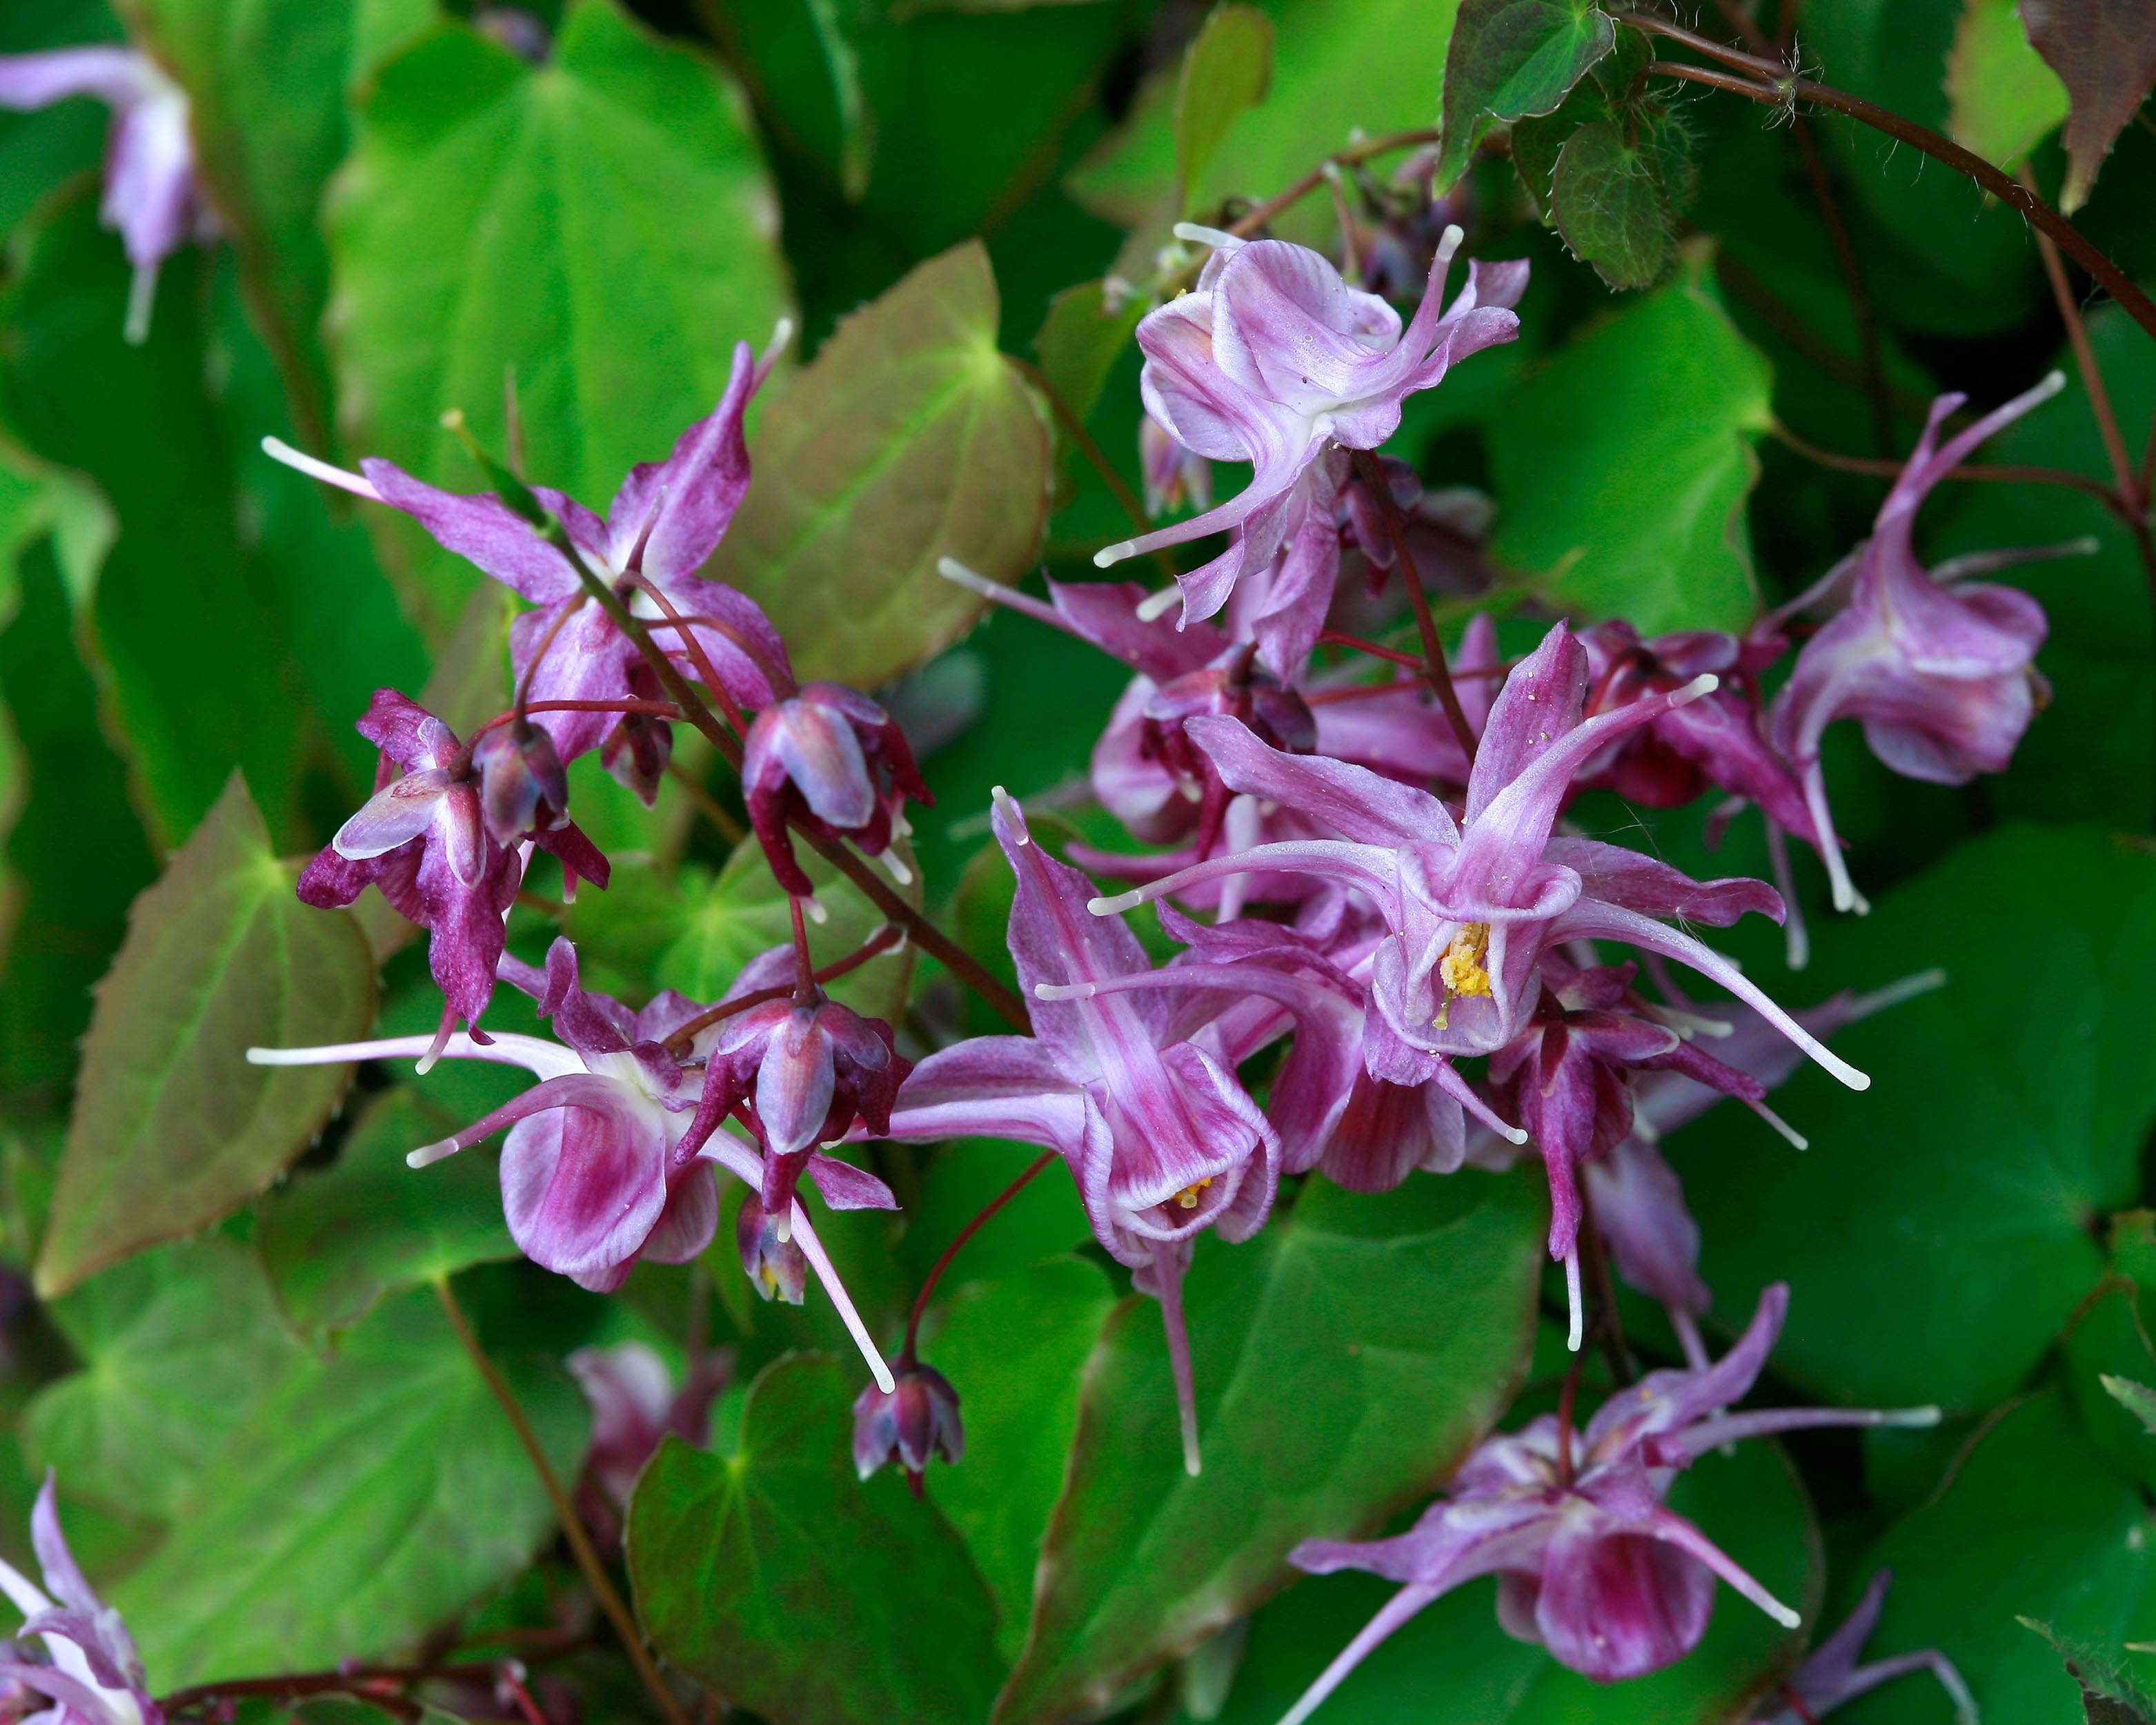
(1161, 128), (1442, 292)
(2023, 164), (2140, 506)
(663, 925), (904, 1054)
(2019, 170), (2156, 745)
(803, 828), (1032, 1032)
(788, 894), (816, 999)
(499, 1670), (549, 1725)
(1779, 1687), (1823, 1725)
(622, 573), (764, 722)
(1009, 355), (1181, 590)
(159, 1635), (590, 1717)
(1616, 7), (1786, 75)
(1349, 449), (1478, 762)
(1630, 46), (2156, 344)
(1770, 422), (2124, 511)
(901, 1152), (1058, 1361)
(514, 593), (589, 713)
(1791, 115), (1894, 453)
(433, 1279), (689, 1725)
(1319, 627), (1425, 673)
(552, 527), (1031, 1032)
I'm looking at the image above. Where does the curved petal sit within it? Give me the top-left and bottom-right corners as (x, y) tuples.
(360, 460), (581, 604)
(500, 1103), (668, 1281)
(0, 47), (151, 110)
(642, 1165), (720, 1264)
(331, 771), (451, 860)
(1532, 1521), (1717, 1681)
(1185, 713), (1454, 846)
(607, 339), (757, 580)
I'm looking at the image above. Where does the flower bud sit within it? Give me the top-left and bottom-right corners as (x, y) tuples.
(737, 1194), (807, 1303)
(471, 716), (568, 845)
(1137, 645), (1317, 844)
(602, 709), (673, 807)
(851, 1361), (964, 1482)
(1140, 416), (1211, 518)
(743, 682), (930, 898)
(602, 664), (673, 807)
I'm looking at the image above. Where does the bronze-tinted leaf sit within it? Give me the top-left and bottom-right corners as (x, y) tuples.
(709, 241), (1051, 691)
(2019, 0), (2156, 210)
(35, 774), (376, 1295)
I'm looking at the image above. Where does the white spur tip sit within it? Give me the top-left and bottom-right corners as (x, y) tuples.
(936, 555), (995, 594)
(1171, 221), (1239, 250)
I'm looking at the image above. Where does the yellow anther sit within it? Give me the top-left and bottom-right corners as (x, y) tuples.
(1438, 923), (1493, 1001)
(1174, 1178), (1214, 1210)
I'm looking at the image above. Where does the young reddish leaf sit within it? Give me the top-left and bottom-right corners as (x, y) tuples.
(707, 241), (1051, 691)
(35, 773), (376, 1297)
(2019, 0), (2156, 210)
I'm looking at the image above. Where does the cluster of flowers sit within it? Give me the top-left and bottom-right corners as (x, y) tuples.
(0, 46), (2012, 1717)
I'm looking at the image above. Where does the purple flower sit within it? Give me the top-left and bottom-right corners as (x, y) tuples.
(1575, 623), (1812, 834)
(1140, 903), (1525, 1194)
(1767, 374), (2071, 916)
(1088, 624), (1867, 1122)
(736, 1193), (808, 1303)
(673, 942), (910, 1230)
(264, 333), (793, 763)
(295, 692), (606, 1039)
(876, 791), (1285, 1474)
(568, 1340), (731, 1546)
(935, 560), (1476, 915)
(1750, 1570), (1976, 1724)
(246, 938), (900, 1390)
(1487, 956), (1728, 1347)
(0, 48), (208, 343)
(852, 1361), (964, 1490)
(0, 1475), (161, 1725)
(1280, 1288), (1938, 1719)
(1140, 415), (1211, 518)
(742, 683), (931, 900)
(1094, 227), (1523, 635)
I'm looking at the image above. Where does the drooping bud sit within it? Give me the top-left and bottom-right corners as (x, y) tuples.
(737, 1194), (807, 1303)
(851, 1361), (964, 1483)
(471, 716), (568, 846)
(1140, 415), (1211, 518)
(742, 682), (931, 898)
(602, 663), (673, 807)
(1334, 453), (1422, 572)
(1135, 644), (1318, 858)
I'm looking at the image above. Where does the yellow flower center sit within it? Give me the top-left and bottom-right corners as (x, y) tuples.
(1438, 923), (1493, 1000)
(1174, 1178), (1214, 1210)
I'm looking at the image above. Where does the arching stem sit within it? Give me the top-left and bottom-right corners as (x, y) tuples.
(900, 1152), (1057, 1363)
